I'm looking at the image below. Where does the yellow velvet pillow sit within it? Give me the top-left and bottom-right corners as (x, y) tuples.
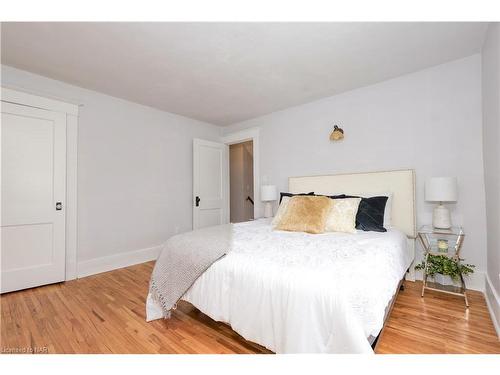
(276, 195), (333, 234)
(271, 196), (291, 227)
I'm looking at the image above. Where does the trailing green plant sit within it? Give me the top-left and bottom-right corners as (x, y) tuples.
(415, 254), (474, 281)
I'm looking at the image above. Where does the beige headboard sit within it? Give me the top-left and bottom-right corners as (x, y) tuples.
(288, 169), (416, 238)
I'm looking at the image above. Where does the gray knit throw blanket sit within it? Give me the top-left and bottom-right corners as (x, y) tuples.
(149, 223), (233, 318)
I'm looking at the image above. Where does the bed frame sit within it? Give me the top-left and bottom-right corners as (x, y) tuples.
(288, 169), (416, 350)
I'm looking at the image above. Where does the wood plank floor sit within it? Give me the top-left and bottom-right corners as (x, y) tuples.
(1, 261), (499, 354)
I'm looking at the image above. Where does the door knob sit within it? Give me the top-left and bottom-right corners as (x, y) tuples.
(55, 202), (63, 211)
(195, 196), (200, 207)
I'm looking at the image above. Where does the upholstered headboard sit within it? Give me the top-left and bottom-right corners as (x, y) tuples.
(288, 169), (416, 238)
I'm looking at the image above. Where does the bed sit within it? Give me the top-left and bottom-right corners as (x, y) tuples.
(146, 169), (416, 353)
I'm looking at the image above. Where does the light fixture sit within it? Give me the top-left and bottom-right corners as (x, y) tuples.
(261, 185), (277, 218)
(329, 125), (344, 141)
(425, 177), (458, 229)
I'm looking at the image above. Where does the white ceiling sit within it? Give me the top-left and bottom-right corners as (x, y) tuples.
(1, 22), (488, 125)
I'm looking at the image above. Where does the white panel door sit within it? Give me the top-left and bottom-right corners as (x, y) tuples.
(193, 138), (228, 229)
(1, 102), (66, 293)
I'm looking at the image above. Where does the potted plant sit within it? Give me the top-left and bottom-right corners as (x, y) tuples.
(415, 254), (474, 285)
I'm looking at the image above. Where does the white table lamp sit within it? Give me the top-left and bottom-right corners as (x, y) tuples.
(261, 185), (277, 218)
(425, 177), (458, 229)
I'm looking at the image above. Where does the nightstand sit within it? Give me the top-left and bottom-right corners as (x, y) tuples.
(417, 225), (468, 307)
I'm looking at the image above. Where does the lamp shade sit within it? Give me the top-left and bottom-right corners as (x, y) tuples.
(425, 177), (458, 202)
(261, 185), (277, 202)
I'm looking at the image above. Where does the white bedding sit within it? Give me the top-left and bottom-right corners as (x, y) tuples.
(147, 218), (412, 354)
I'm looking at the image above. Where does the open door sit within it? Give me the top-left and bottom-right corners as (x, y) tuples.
(193, 138), (229, 229)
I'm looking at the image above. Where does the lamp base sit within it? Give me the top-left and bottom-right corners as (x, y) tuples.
(264, 202), (273, 218)
(433, 204), (451, 229)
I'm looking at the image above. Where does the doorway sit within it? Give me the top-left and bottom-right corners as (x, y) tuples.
(193, 128), (259, 229)
(229, 141), (254, 223)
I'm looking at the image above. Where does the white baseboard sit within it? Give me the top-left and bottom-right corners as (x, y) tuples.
(77, 245), (162, 278)
(485, 274), (500, 339)
(464, 271), (486, 292)
(413, 269), (485, 292)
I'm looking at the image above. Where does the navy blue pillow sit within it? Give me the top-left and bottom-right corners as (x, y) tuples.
(279, 191), (315, 204)
(324, 194), (347, 200)
(344, 195), (388, 232)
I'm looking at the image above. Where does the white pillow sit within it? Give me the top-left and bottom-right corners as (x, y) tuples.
(324, 197), (362, 234)
(384, 193), (392, 228)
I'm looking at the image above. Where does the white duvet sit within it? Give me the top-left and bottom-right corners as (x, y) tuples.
(147, 219), (412, 354)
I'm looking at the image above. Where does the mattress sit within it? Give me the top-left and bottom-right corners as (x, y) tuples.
(147, 218), (412, 353)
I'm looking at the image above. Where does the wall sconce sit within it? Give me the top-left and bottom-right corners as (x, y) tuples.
(329, 125), (344, 141)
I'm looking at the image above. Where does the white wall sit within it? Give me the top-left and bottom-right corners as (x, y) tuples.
(223, 55), (487, 290)
(481, 23), (500, 335)
(1, 65), (221, 275)
(1, 54), (491, 293)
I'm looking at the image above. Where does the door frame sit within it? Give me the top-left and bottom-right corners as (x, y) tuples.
(221, 127), (260, 220)
(1, 87), (79, 281)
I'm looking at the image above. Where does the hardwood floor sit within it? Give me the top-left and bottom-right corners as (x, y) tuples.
(1, 261), (499, 354)
(376, 280), (500, 354)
